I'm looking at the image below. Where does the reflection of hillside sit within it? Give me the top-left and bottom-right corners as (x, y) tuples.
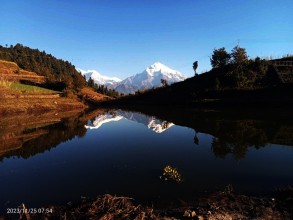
(85, 110), (174, 133)
(120, 107), (293, 159)
(0, 109), (109, 160)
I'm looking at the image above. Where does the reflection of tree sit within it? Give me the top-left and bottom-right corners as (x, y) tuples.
(211, 120), (269, 160)
(212, 138), (231, 158)
(193, 131), (199, 145)
(120, 106), (293, 160)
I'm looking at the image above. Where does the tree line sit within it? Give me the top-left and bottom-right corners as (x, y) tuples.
(0, 44), (86, 92)
(87, 77), (121, 97)
(193, 45), (276, 89)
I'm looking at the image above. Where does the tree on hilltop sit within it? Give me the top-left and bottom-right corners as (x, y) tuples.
(231, 45), (248, 66)
(210, 47), (231, 68)
(161, 79), (168, 87)
(193, 61), (198, 75)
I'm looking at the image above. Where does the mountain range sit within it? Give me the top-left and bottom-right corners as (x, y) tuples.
(78, 62), (186, 94)
(76, 68), (121, 86)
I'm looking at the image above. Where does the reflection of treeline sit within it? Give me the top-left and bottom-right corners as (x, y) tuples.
(120, 107), (293, 160)
(210, 120), (271, 160)
(0, 116), (87, 160)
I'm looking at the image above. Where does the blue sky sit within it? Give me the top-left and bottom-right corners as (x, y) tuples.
(1, 0), (292, 78)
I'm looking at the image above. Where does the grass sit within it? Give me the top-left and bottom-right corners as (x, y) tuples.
(0, 80), (58, 94)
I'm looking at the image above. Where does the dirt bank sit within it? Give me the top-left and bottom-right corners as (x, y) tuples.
(3, 187), (292, 220)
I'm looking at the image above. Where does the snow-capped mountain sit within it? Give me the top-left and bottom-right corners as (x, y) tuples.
(113, 62), (186, 94)
(85, 110), (174, 133)
(77, 68), (121, 86)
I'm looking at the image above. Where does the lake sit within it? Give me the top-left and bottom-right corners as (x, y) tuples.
(0, 107), (293, 212)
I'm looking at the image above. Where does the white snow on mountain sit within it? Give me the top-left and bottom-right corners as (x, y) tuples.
(77, 62), (186, 94)
(77, 68), (121, 86)
(113, 62), (186, 94)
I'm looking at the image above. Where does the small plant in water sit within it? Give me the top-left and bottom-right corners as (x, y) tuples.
(160, 165), (183, 183)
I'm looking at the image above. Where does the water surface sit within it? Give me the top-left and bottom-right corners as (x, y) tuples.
(0, 108), (293, 211)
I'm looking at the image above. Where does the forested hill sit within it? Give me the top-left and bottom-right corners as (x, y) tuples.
(0, 44), (86, 91)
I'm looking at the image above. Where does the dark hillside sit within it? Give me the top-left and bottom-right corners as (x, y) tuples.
(270, 57), (293, 84)
(104, 55), (293, 107)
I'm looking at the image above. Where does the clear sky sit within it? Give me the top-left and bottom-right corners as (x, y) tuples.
(1, 0), (292, 78)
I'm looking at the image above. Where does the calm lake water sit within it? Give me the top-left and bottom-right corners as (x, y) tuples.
(0, 108), (293, 212)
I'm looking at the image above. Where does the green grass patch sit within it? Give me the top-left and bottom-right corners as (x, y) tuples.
(0, 80), (58, 94)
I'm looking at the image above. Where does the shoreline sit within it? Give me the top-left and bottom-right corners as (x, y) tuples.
(0, 97), (86, 116)
(2, 188), (292, 220)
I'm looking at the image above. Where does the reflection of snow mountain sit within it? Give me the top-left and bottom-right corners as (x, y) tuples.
(117, 110), (174, 133)
(85, 113), (123, 129)
(85, 111), (174, 133)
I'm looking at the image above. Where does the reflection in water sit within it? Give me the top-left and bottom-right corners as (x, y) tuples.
(85, 110), (174, 133)
(120, 107), (293, 159)
(211, 120), (269, 159)
(1, 108), (293, 161)
(0, 110), (97, 160)
(85, 112), (123, 130)
(0, 107), (293, 212)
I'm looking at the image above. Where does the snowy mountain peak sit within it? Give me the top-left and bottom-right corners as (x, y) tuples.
(77, 62), (186, 94)
(149, 62), (167, 69)
(77, 68), (121, 86)
(146, 62), (181, 76)
(114, 62), (186, 94)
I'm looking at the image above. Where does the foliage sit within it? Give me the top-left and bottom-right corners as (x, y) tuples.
(210, 47), (231, 68)
(160, 79), (168, 87)
(0, 44), (86, 92)
(160, 165), (183, 183)
(214, 77), (220, 90)
(193, 61), (198, 75)
(87, 78), (121, 97)
(208, 45), (271, 88)
(230, 45), (248, 66)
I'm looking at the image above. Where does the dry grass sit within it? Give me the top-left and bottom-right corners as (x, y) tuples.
(0, 59), (46, 83)
(21, 194), (157, 220)
(0, 60), (19, 69)
(81, 87), (113, 103)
